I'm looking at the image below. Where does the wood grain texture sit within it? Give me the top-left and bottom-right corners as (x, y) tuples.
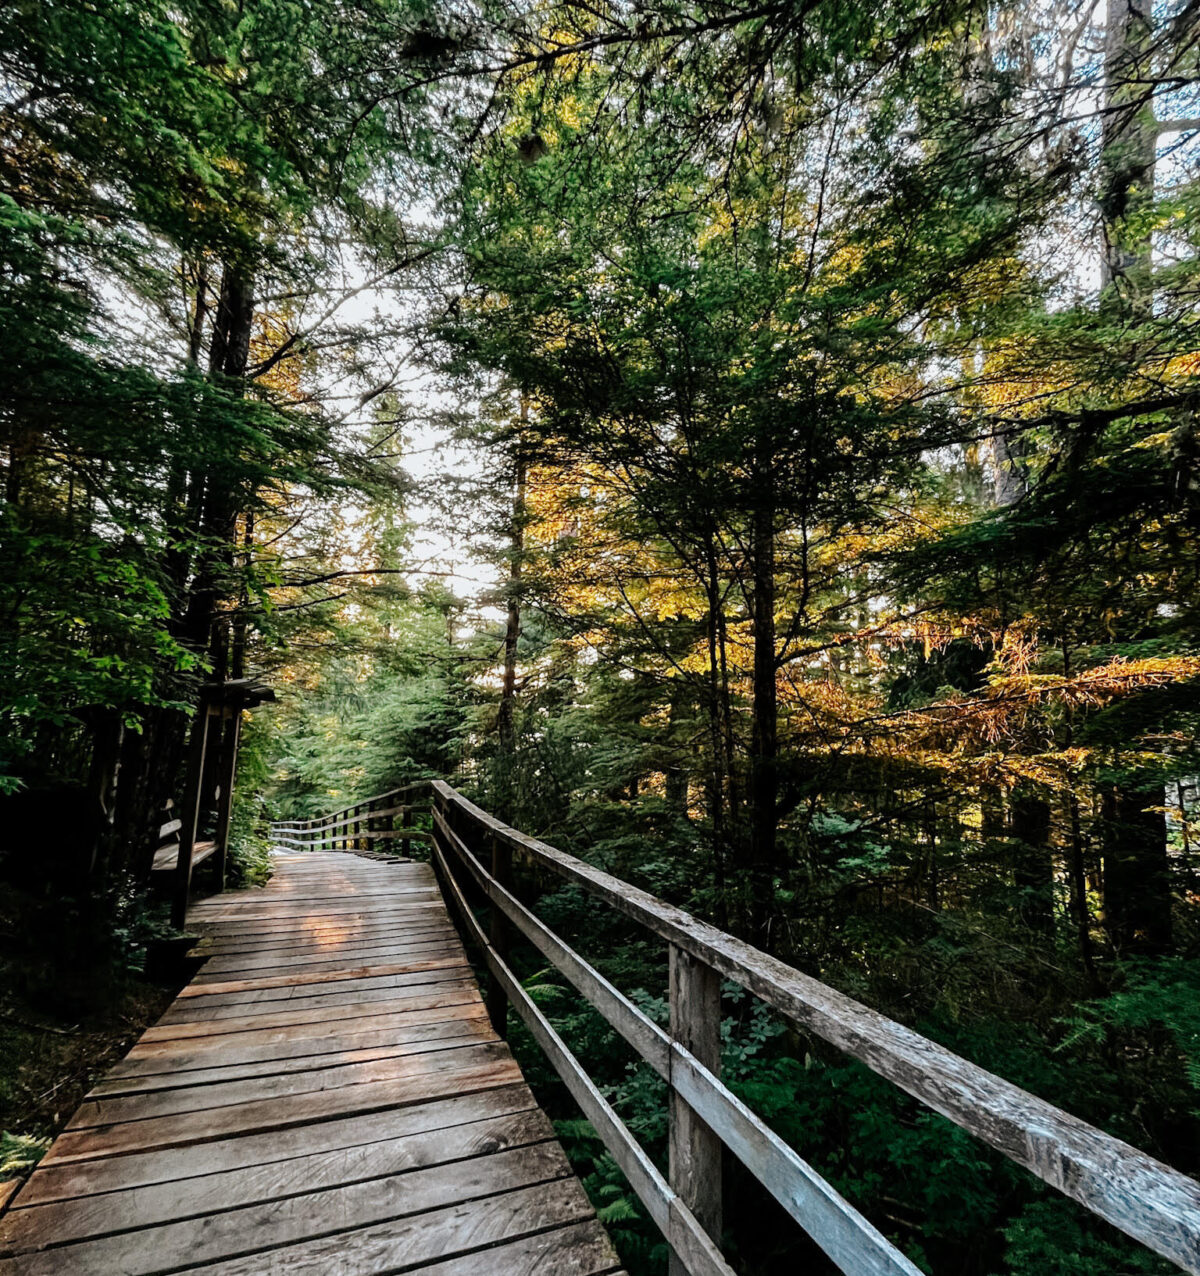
(0, 1109), (555, 1252)
(183, 1179), (599, 1276)
(667, 944), (722, 1276)
(14, 1085), (538, 1207)
(2, 851), (619, 1276)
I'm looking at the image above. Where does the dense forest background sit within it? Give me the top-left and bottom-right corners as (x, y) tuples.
(2, 0), (1200, 1270)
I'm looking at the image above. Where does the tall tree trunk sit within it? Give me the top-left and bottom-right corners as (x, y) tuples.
(182, 263), (255, 664)
(1100, 0), (1155, 292)
(664, 689), (689, 812)
(704, 561), (730, 928)
(1093, 0), (1171, 958)
(103, 263), (254, 883)
(748, 469), (778, 945)
(1067, 793), (1099, 986)
(230, 510), (254, 680)
(1102, 776), (1171, 955)
(497, 447), (525, 758)
(495, 439), (526, 823)
(1011, 787), (1054, 935)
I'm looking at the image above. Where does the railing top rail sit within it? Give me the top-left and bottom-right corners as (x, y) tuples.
(431, 802), (919, 1276)
(431, 780), (1200, 1275)
(270, 802), (425, 840)
(276, 781), (430, 827)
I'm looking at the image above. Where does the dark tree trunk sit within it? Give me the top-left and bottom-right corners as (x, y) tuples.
(495, 440), (526, 823)
(748, 477), (778, 944)
(497, 447), (525, 759)
(704, 564), (730, 928)
(664, 690), (689, 811)
(1067, 793), (1099, 986)
(181, 262), (255, 661)
(1011, 788), (1054, 935)
(1100, 0), (1155, 290)
(1102, 779), (1171, 955)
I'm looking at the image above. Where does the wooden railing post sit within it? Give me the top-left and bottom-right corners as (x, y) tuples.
(171, 703), (213, 931)
(668, 944), (722, 1275)
(211, 709), (242, 890)
(401, 801), (413, 858)
(487, 830), (513, 1037)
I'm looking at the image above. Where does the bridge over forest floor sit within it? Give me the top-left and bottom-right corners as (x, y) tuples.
(0, 852), (623, 1276)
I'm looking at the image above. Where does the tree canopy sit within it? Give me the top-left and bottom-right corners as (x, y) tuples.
(2, 0), (1200, 1270)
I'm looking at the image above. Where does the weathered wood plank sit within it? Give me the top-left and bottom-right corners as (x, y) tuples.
(140, 984), (484, 1042)
(14, 1084), (538, 1207)
(157, 967), (473, 1021)
(69, 1041), (512, 1128)
(178, 956), (466, 998)
(0, 1143), (572, 1274)
(180, 1178), (598, 1276)
(188, 921), (454, 953)
(183, 904), (446, 932)
(45, 1036), (522, 1165)
(668, 944), (722, 1276)
(110, 1003), (491, 1070)
(0, 1109), (555, 1253)
(95, 1016), (494, 1092)
(406, 1221), (622, 1275)
(192, 940), (462, 977)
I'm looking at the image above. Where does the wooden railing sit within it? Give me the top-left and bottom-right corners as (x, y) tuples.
(270, 783), (432, 857)
(267, 779), (1200, 1274)
(423, 782), (1200, 1276)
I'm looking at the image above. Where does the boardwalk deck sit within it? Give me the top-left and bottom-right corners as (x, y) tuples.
(0, 852), (624, 1276)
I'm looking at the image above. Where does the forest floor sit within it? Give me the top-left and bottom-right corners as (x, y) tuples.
(0, 885), (182, 1197)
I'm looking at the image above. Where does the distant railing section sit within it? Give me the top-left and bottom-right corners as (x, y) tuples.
(270, 783), (432, 857)
(425, 781), (1200, 1276)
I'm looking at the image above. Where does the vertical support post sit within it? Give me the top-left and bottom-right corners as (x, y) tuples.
(487, 830), (513, 1037)
(668, 944), (722, 1275)
(401, 801), (413, 858)
(211, 708), (243, 891)
(367, 797), (380, 850)
(172, 703), (213, 931)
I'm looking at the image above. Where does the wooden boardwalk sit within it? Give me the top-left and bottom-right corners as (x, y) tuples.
(0, 852), (623, 1275)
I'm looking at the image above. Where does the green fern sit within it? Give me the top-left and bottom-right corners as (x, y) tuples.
(0, 1131), (50, 1179)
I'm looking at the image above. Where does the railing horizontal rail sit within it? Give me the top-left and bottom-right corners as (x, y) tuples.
(430, 780), (1200, 1276)
(430, 815), (735, 1276)
(269, 783), (431, 857)
(313, 782), (427, 822)
(432, 805), (921, 1276)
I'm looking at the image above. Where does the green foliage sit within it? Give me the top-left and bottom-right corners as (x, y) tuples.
(1059, 959), (1200, 1096)
(0, 1132), (50, 1180)
(1002, 1201), (1171, 1276)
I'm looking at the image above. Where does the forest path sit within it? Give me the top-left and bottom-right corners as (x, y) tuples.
(0, 852), (623, 1276)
